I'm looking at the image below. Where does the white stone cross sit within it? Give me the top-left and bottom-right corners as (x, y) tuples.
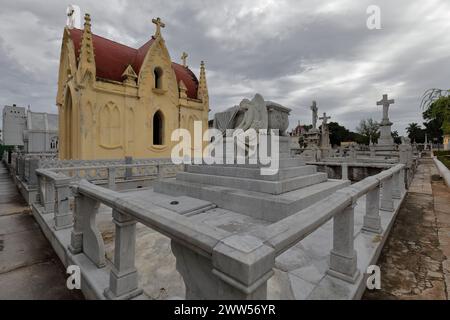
(152, 17), (165, 37)
(181, 52), (188, 67)
(376, 94), (395, 121)
(319, 112), (331, 126)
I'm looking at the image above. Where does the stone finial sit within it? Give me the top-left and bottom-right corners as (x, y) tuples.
(84, 13), (91, 30)
(198, 61), (209, 104)
(181, 52), (188, 67)
(78, 13), (96, 80)
(152, 17), (165, 37)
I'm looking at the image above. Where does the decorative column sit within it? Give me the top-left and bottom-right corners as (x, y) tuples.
(362, 185), (382, 233)
(399, 144), (408, 164)
(104, 209), (142, 300)
(380, 175), (394, 211)
(69, 188), (84, 254)
(28, 158), (40, 187)
(392, 171), (401, 199)
(125, 156), (132, 180)
(157, 164), (164, 179)
(108, 167), (116, 190)
(341, 163), (348, 180)
(348, 146), (356, 161)
(41, 175), (55, 213)
(328, 203), (360, 283)
(370, 145), (376, 158)
(399, 168), (406, 195)
(54, 175), (73, 230)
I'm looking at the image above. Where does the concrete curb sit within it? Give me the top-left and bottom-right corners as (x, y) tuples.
(433, 156), (450, 187)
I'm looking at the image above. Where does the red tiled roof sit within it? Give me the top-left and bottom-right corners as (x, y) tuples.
(69, 28), (199, 99)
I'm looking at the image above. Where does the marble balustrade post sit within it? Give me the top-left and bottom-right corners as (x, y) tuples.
(328, 203), (360, 283)
(362, 185), (382, 233)
(53, 175), (73, 230)
(104, 209), (142, 300)
(380, 175), (394, 211)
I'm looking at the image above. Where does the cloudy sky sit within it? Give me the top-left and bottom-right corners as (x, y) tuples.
(1, 0), (449, 134)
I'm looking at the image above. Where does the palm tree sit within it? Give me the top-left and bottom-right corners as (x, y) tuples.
(406, 123), (424, 143)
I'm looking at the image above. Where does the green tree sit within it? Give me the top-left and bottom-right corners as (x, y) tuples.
(328, 122), (351, 146)
(406, 123), (425, 143)
(421, 89), (450, 142)
(391, 130), (402, 144)
(356, 118), (380, 144)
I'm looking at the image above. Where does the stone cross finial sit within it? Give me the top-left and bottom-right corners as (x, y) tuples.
(376, 94), (395, 121)
(152, 17), (165, 37)
(319, 112), (330, 126)
(181, 52), (188, 67)
(310, 101), (318, 129)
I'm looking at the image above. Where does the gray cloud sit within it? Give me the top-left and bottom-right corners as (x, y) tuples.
(1, 0), (449, 135)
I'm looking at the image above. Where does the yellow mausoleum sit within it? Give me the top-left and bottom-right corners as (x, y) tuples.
(56, 14), (209, 160)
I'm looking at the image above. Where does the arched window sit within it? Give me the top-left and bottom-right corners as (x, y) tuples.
(153, 110), (164, 145)
(154, 67), (163, 89)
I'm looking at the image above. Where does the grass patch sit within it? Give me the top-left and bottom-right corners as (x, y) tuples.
(435, 150), (450, 169)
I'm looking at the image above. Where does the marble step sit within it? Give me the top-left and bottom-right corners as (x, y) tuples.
(185, 164), (317, 181)
(195, 157), (306, 169)
(154, 178), (349, 222)
(176, 171), (328, 195)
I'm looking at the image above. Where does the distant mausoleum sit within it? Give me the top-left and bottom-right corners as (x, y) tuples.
(1, 104), (58, 153)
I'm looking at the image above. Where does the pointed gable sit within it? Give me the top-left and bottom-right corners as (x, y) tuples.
(68, 28), (199, 99)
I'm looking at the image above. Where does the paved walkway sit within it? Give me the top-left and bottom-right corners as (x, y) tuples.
(364, 158), (450, 299)
(0, 162), (83, 300)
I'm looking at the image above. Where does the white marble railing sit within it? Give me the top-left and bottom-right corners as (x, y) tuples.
(38, 157), (172, 169)
(63, 163), (406, 300)
(34, 161), (183, 231)
(48, 162), (182, 187)
(257, 164), (405, 283)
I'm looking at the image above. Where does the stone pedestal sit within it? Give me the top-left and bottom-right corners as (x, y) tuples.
(378, 120), (394, 146)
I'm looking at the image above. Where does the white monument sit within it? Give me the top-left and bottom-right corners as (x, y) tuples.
(376, 94), (395, 150)
(319, 112), (331, 150)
